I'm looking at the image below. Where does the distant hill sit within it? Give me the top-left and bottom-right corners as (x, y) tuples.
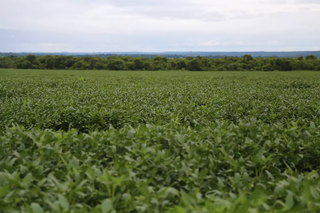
(1, 51), (320, 58)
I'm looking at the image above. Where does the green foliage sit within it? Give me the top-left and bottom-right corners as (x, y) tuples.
(187, 59), (202, 71)
(243, 54), (253, 62)
(306, 55), (317, 60)
(1, 121), (320, 212)
(1, 54), (320, 71)
(0, 70), (320, 212)
(107, 59), (125, 70)
(1, 70), (320, 131)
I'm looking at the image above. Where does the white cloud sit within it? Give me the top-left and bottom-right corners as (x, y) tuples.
(0, 0), (319, 51)
(199, 40), (221, 47)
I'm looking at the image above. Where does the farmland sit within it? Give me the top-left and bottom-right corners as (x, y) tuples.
(1, 69), (320, 212)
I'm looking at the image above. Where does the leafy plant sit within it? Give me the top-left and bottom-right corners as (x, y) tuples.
(0, 70), (320, 212)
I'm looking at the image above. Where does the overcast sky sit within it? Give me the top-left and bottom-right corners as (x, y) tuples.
(0, 0), (319, 52)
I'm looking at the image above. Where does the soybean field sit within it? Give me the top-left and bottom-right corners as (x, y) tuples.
(1, 69), (320, 213)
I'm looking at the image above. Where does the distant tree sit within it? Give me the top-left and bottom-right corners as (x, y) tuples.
(187, 59), (202, 71)
(153, 56), (166, 70)
(3, 54), (320, 71)
(134, 58), (144, 70)
(143, 61), (154, 70)
(65, 56), (77, 68)
(107, 59), (125, 70)
(306, 55), (317, 60)
(53, 56), (67, 69)
(217, 66), (227, 71)
(94, 62), (104, 70)
(276, 58), (293, 71)
(262, 63), (273, 71)
(292, 60), (302, 70)
(243, 54), (253, 62)
(43, 56), (55, 69)
(153, 56), (167, 63)
(175, 59), (187, 70)
(107, 56), (118, 60)
(302, 62), (315, 70)
(124, 62), (134, 70)
(26, 54), (36, 63)
(200, 57), (209, 69)
(73, 60), (89, 70)
(167, 59), (177, 70)
(225, 62), (243, 71)
(16, 60), (33, 69)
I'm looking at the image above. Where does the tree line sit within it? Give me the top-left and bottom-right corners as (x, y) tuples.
(0, 54), (319, 71)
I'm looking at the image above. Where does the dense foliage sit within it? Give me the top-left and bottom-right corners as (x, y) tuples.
(1, 70), (320, 212)
(0, 54), (320, 71)
(1, 51), (320, 58)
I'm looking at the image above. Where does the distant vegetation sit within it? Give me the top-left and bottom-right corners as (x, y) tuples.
(0, 54), (319, 71)
(1, 51), (320, 58)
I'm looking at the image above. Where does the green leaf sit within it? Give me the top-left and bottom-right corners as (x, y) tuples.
(32, 157), (41, 167)
(70, 156), (79, 170)
(176, 135), (185, 143)
(285, 193), (294, 210)
(170, 206), (186, 213)
(101, 199), (112, 213)
(31, 203), (44, 213)
(58, 194), (70, 210)
(166, 187), (179, 196)
(138, 124), (148, 135)
(0, 185), (9, 198)
(310, 122), (316, 129)
(249, 185), (266, 206)
(127, 129), (134, 138)
(310, 185), (320, 199)
(180, 190), (195, 207)
(22, 173), (33, 185)
(255, 148), (265, 160)
(182, 162), (190, 176)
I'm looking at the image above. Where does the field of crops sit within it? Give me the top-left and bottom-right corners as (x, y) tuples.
(1, 69), (320, 213)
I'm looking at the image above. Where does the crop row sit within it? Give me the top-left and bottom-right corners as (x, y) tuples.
(1, 70), (320, 132)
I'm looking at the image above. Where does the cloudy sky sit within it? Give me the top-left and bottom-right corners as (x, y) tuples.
(0, 0), (319, 52)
